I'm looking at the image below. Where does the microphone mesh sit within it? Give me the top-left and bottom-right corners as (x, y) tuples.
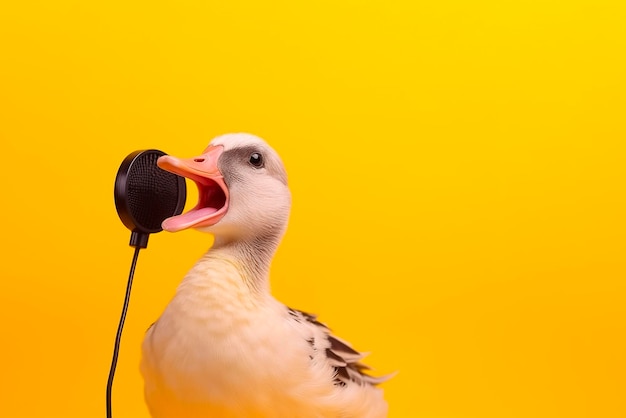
(127, 152), (183, 232)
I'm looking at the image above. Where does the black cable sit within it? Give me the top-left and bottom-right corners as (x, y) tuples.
(106, 245), (142, 418)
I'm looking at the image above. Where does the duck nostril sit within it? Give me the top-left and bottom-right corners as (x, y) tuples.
(194, 158), (205, 163)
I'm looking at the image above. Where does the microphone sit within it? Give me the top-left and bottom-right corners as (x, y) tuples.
(114, 149), (187, 248)
(108, 149), (186, 418)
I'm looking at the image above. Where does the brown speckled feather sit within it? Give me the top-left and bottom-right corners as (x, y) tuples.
(287, 308), (392, 387)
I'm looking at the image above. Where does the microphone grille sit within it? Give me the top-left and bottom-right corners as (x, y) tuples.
(128, 152), (182, 231)
(115, 149), (186, 235)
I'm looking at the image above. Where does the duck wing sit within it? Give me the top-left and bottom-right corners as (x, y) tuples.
(287, 307), (393, 387)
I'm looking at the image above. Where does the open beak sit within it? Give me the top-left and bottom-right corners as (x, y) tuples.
(157, 145), (229, 232)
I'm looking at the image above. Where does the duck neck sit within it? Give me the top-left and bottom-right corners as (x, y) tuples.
(207, 233), (281, 294)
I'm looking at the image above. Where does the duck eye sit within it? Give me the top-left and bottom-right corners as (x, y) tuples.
(249, 152), (264, 168)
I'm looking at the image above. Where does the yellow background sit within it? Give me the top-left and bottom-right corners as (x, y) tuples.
(0, 1), (624, 417)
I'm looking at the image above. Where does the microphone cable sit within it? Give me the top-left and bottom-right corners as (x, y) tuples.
(106, 238), (143, 418)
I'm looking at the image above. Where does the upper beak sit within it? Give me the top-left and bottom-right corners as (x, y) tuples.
(157, 145), (224, 182)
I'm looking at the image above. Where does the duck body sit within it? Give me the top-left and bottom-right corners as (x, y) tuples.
(140, 134), (390, 418)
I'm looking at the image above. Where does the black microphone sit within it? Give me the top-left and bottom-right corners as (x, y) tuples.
(114, 149), (187, 248)
(108, 149), (186, 418)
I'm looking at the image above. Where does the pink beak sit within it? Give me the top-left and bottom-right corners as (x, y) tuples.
(157, 145), (229, 232)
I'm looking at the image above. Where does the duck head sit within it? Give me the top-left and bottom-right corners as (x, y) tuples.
(157, 133), (291, 248)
